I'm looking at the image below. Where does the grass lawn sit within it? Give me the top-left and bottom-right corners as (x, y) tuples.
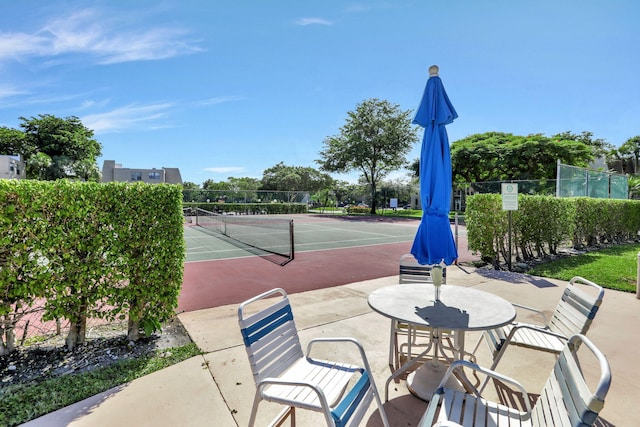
(528, 243), (640, 292)
(0, 343), (202, 427)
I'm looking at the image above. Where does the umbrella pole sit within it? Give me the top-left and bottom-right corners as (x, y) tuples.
(454, 212), (459, 265)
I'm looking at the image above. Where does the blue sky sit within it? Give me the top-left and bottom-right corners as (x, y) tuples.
(1, 1), (638, 185)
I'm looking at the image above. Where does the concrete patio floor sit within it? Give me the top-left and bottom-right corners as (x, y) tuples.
(25, 266), (636, 426)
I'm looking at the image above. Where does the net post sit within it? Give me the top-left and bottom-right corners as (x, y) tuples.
(289, 219), (295, 261)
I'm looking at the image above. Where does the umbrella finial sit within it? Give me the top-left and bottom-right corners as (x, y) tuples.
(429, 65), (439, 76)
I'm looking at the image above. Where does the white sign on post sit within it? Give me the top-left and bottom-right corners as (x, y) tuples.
(502, 183), (518, 210)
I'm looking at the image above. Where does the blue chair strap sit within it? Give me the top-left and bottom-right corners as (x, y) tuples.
(331, 370), (371, 427)
(240, 303), (294, 347)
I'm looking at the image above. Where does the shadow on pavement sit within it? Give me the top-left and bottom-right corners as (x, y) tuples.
(476, 269), (558, 288)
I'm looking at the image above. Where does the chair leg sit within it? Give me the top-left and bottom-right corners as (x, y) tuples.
(272, 406), (295, 427)
(373, 387), (391, 427)
(248, 388), (263, 427)
(389, 320), (398, 372)
(478, 337), (511, 393)
(470, 330), (486, 356)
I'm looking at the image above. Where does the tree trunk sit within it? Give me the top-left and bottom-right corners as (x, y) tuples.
(0, 318), (16, 356)
(66, 308), (87, 350)
(66, 318), (87, 350)
(127, 298), (145, 342)
(370, 181), (377, 214)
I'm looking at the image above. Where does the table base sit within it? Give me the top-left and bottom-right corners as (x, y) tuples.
(406, 358), (464, 401)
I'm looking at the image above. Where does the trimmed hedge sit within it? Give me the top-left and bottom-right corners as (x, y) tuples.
(466, 194), (640, 267)
(345, 206), (372, 215)
(0, 180), (184, 353)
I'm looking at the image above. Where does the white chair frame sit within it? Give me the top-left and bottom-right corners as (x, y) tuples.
(238, 288), (390, 427)
(391, 255), (457, 373)
(419, 334), (611, 426)
(472, 276), (604, 380)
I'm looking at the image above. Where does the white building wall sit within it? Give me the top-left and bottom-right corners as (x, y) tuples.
(0, 155), (25, 179)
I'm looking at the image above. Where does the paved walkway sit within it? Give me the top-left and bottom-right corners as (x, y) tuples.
(24, 267), (636, 426)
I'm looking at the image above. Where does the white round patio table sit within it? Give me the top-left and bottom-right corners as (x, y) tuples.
(368, 283), (516, 401)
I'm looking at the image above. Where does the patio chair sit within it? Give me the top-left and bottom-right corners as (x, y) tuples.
(238, 288), (390, 427)
(472, 276), (604, 374)
(391, 255), (456, 372)
(418, 333), (611, 426)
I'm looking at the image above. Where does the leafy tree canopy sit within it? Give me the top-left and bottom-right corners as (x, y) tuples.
(0, 115), (102, 181)
(181, 181), (200, 190)
(616, 135), (640, 174)
(317, 98), (418, 213)
(554, 130), (614, 159)
(450, 131), (594, 183)
(0, 126), (25, 156)
(261, 162), (333, 192)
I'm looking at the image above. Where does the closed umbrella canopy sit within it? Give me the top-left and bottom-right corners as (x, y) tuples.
(411, 65), (458, 266)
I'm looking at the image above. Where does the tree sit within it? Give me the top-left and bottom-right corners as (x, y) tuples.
(202, 179), (227, 190)
(200, 177), (263, 203)
(261, 162), (333, 193)
(227, 176), (262, 191)
(378, 177), (417, 206)
(629, 175), (640, 199)
(450, 132), (594, 184)
(553, 131), (614, 160)
(617, 135), (640, 174)
(182, 181), (203, 203)
(317, 98), (418, 214)
(27, 153), (53, 180)
(18, 114), (102, 181)
(0, 126), (25, 155)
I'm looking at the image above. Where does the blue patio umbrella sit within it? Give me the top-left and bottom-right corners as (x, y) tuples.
(410, 65), (458, 265)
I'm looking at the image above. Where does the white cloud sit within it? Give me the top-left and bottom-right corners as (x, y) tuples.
(294, 17), (334, 26)
(81, 103), (173, 133)
(197, 96), (245, 106)
(0, 8), (202, 65)
(79, 99), (110, 110)
(0, 85), (27, 100)
(344, 4), (370, 13)
(204, 167), (246, 174)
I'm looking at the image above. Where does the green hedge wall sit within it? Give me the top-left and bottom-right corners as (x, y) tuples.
(466, 194), (640, 267)
(0, 180), (185, 353)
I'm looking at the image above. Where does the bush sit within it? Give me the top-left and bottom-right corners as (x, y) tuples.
(466, 194), (640, 268)
(0, 181), (184, 352)
(345, 206), (371, 215)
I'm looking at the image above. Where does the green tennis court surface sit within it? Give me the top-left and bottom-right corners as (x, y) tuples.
(185, 214), (420, 263)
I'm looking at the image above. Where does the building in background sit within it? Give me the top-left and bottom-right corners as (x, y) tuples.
(101, 160), (182, 184)
(0, 155), (26, 179)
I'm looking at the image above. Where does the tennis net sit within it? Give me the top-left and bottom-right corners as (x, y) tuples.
(195, 208), (294, 265)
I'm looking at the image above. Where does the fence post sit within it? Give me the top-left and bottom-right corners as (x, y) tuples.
(637, 252), (640, 299)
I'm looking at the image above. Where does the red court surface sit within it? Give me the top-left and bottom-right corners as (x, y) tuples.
(178, 221), (479, 313)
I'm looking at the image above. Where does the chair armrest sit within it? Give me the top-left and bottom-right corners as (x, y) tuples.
(443, 360), (532, 411)
(417, 390), (443, 426)
(512, 302), (549, 327)
(256, 377), (331, 409)
(306, 337), (374, 373)
(307, 337), (366, 355)
(508, 322), (567, 341)
(419, 361), (531, 426)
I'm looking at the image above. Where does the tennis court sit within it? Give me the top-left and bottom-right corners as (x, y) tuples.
(179, 214), (475, 313)
(185, 214), (419, 262)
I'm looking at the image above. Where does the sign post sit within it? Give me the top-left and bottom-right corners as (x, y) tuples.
(502, 183), (518, 271)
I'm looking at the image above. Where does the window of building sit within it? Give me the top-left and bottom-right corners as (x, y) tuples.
(149, 171), (161, 180)
(131, 172), (142, 181)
